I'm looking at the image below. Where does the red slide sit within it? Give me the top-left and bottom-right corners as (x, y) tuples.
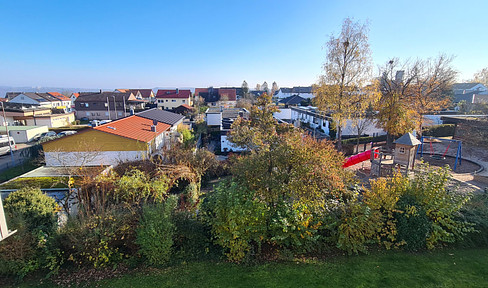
(342, 149), (378, 168)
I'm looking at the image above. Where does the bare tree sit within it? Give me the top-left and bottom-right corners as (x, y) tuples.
(472, 67), (488, 86)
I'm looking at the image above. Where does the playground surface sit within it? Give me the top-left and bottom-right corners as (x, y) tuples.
(346, 140), (488, 193)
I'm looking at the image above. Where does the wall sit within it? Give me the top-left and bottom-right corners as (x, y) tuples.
(273, 108), (292, 120)
(45, 150), (149, 166)
(26, 113), (75, 128)
(4, 126), (48, 143)
(206, 113), (222, 127)
(157, 97), (190, 110)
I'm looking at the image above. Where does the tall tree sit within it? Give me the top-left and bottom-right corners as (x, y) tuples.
(314, 18), (376, 152)
(241, 80), (249, 97)
(261, 81), (269, 94)
(472, 67), (488, 86)
(376, 56), (456, 147)
(271, 81), (279, 96)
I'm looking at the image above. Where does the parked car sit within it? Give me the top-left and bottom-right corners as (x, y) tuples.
(57, 130), (77, 137)
(99, 120), (112, 125)
(34, 131), (57, 141)
(90, 120), (100, 127)
(0, 135), (16, 156)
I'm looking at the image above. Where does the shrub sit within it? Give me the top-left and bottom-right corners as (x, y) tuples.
(422, 124), (455, 137)
(60, 208), (138, 268)
(459, 193), (488, 247)
(0, 188), (59, 278)
(202, 180), (267, 262)
(3, 187), (58, 233)
(136, 196), (177, 266)
(173, 210), (215, 260)
(394, 195), (431, 251)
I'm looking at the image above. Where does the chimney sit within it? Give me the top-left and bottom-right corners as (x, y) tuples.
(151, 125), (157, 132)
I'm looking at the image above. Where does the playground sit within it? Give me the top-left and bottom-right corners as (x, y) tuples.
(343, 135), (488, 192)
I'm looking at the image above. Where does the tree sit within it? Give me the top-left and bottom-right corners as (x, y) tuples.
(229, 93), (293, 152)
(314, 18), (377, 152)
(271, 81), (279, 96)
(241, 80), (249, 98)
(472, 67), (488, 86)
(261, 81), (269, 94)
(376, 56), (456, 147)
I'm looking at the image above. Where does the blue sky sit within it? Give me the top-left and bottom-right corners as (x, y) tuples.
(0, 0), (486, 89)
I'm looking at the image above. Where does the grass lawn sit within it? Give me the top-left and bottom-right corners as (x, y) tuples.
(0, 162), (40, 183)
(17, 248), (488, 288)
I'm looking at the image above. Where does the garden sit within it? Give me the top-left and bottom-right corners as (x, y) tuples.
(1, 95), (488, 287)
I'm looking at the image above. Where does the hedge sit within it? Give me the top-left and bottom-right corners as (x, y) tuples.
(341, 134), (387, 145)
(422, 124), (455, 137)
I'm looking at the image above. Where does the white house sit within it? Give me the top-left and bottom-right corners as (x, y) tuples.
(274, 87), (314, 99)
(8, 92), (64, 108)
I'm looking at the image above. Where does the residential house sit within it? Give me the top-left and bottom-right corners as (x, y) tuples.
(42, 115), (171, 167)
(136, 108), (184, 132)
(195, 87), (237, 108)
(7, 92), (64, 108)
(278, 95), (306, 106)
(205, 107), (249, 152)
(47, 92), (73, 109)
(116, 89), (155, 103)
(70, 93), (79, 108)
(452, 83), (488, 104)
(0, 102), (75, 127)
(274, 86), (314, 99)
(156, 89), (192, 110)
(173, 104), (194, 116)
(74, 91), (142, 120)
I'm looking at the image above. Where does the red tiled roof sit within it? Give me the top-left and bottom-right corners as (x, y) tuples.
(180, 104), (193, 109)
(156, 89), (192, 99)
(194, 88), (208, 96)
(0, 98), (7, 102)
(219, 89), (237, 101)
(94, 115), (170, 142)
(72, 93), (80, 98)
(47, 92), (71, 101)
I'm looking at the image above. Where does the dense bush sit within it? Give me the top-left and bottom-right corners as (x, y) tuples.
(0, 188), (59, 278)
(341, 134), (388, 145)
(422, 124), (455, 137)
(337, 164), (473, 254)
(459, 193), (488, 247)
(136, 196), (177, 266)
(173, 210), (215, 260)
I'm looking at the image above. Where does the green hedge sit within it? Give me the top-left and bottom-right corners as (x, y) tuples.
(341, 134), (387, 145)
(422, 124), (455, 137)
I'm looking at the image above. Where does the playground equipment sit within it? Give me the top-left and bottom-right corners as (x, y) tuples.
(417, 136), (462, 171)
(343, 148), (379, 168)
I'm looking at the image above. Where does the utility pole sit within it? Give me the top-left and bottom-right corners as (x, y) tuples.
(1, 102), (15, 164)
(106, 97), (111, 120)
(123, 96), (127, 117)
(112, 96), (117, 120)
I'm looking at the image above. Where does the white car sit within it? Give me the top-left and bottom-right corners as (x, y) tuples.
(57, 130), (77, 137)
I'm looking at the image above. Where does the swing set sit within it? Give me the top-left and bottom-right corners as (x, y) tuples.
(417, 136), (462, 171)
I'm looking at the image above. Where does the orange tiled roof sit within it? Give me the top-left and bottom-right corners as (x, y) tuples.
(47, 92), (71, 101)
(94, 115), (170, 142)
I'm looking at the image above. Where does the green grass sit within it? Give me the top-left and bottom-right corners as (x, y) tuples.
(0, 162), (40, 183)
(16, 248), (488, 288)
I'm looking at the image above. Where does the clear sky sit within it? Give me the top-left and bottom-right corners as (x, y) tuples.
(0, 0), (486, 89)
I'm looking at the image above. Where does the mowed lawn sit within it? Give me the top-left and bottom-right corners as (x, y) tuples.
(89, 248), (488, 288)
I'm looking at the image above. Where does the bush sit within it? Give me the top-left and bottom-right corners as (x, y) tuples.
(458, 193), (488, 247)
(136, 196), (177, 266)
(394, 195), (431, 251)
(341, 134), (388, 145)
(422, 124), (455, 137)
(0, 187), (59, 278)
(202, 180), (267, 262)
(59, 208), (138, 268)
(173, 210), (215, 260)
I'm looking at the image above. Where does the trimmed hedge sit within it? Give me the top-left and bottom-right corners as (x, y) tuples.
(422, 124), (455, 137)
(341, 134), (387, 145)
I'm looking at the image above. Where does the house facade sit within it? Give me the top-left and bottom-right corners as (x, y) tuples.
(0, 103), (74, 127)
(195, 87), (237, 108)
(274, 87), (314, 99)
(8, 92), (64, 108)
(116, 89), (155, 103)
(74, 91), (138, 120)
(205, 107), (249, 152)
(156, 89), (192, 110)
(42, 115), (171, 167)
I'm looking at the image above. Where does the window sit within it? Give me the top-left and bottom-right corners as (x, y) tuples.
(118, 112), (122, 116)
(105, 103), (108, 107)
(399, 147), (405, 154)
(172, 100), (176, 102)
(182, 100), (185, 103)
(91, 113), (95, 116)
(105, 112), (109, 116)
(96, 113), (100, 116)
(166, 100), (168, 102)
(86, 112), (90, 116)
(85, 103), (89, 107)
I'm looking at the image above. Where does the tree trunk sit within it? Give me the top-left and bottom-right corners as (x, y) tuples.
(337, 126), (342, 152)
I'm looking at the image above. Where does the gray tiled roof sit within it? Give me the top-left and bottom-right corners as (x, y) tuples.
(279, 95), (305, 105)
(452, 83), (483, 90)
(136, 108), (184, 125)
(75, 92), (133, 102)
(394, 132), (421, 146)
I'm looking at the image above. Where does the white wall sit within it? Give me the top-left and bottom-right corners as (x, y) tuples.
(273, 108), (292, 120)
(206, 113), (222, 126)
(5, 126), (48, 143)
(221, 135), (246, 152)
(45, 150), (149, 167)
